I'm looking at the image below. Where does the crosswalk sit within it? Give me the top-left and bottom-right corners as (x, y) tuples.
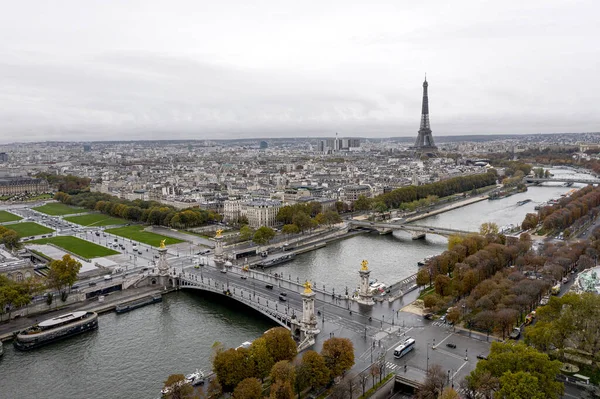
(385, 361), (399, 371)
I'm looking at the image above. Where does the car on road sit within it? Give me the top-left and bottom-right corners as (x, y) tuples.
(439, 315), (446, 322)
(240, 275), (247, 280)
(446, 343), (456, 349)
(278, 295), (287, 302)
(265, 284), (274, 289)
(279, 292), (287, 297)
(477, 354), (488, 360)
(220, 269), (227, 273)
(423, 313), (434, 320)
(89, 281), (97, 286)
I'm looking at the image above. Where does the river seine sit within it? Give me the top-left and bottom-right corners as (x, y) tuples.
(0, 167), (590, 399)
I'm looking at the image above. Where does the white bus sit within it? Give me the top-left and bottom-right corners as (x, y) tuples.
(394, 338), (416, 359)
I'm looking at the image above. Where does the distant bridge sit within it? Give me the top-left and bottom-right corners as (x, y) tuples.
(348, 220), (474, 238)
(524, 177), (600, 185)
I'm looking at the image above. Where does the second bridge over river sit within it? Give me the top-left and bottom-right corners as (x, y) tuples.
(348, 220), (474, 239)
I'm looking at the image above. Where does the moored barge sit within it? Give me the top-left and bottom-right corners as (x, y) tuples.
(115, 294), (162, 314)
(13, 311), (98, 351)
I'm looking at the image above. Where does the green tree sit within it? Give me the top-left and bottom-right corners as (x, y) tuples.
(496, 371), (546, 399)
(239, 225), (254, 241)
(281, 224), (300, 235)
(1, 229), (21, 251)
(447, 235), (464, 251)
(323, 210), (342, 226)
(314, 213), (326, 226)
(249, 337), (274, 381)
(0, 277), (31, 320)
(480, 222), (499, 236)
(270, 381), (294, 399)
(253, 226), (276, 245)
(270, 360), (295, 385)
(373, 201), (388, 215)
(213, 348), (255, 392)
(466, 342), (563, 399)
(47, 254), (82, 296)
(232, 377), (262, 399)
(353, 195), (371, 211)
(264, 327), (297, 362)
(321, 337), (355, 378)
(525, 293), (600, 355)
(292, 212), (312, 232)
(297, 350), (330, 391)
(416, 268), (431, 287)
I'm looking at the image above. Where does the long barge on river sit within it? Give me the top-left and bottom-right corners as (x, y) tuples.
(256, 253), (295, 268)
(115, 294), (162, 314)
(13, 311), (98, 351)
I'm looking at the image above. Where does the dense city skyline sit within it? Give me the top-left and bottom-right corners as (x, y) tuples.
(1, 0), (598, 142)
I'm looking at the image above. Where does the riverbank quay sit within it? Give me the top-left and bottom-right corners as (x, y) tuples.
(0, 286), (167, 342)
(404, 195), (489, 224)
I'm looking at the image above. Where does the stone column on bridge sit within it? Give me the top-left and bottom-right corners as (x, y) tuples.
(213, 229), (225, 267)
(156, 240), (169, 276)
(301, 281), (319, 335)
(356, 260), (374, 306)
(154, 239), (172, 287)
(290, 281), (319, 351)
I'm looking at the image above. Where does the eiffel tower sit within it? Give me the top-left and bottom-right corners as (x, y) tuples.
(412, 76), (438, 156)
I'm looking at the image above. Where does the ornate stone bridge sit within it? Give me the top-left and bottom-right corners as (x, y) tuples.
(178, 271), (320, 350)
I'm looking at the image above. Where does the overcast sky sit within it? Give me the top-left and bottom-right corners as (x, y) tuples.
(0, 0), (598, 142)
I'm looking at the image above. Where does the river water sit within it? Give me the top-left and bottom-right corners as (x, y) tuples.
(0, 167), (590, 399)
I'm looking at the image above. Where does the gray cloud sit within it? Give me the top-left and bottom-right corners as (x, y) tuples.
(0, 0), (598, 142)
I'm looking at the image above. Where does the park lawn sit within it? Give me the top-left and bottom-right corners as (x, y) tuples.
(10, 222), (54, 237)
(29, 236), (119, 258)
(105, 225), (184, 247)
(64, 213), (128, 227)
(33, 202), (83, 216)
(0, 210), (22, 223)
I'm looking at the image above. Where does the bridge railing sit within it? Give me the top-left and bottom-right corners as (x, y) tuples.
(179, 274), (296, 328)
